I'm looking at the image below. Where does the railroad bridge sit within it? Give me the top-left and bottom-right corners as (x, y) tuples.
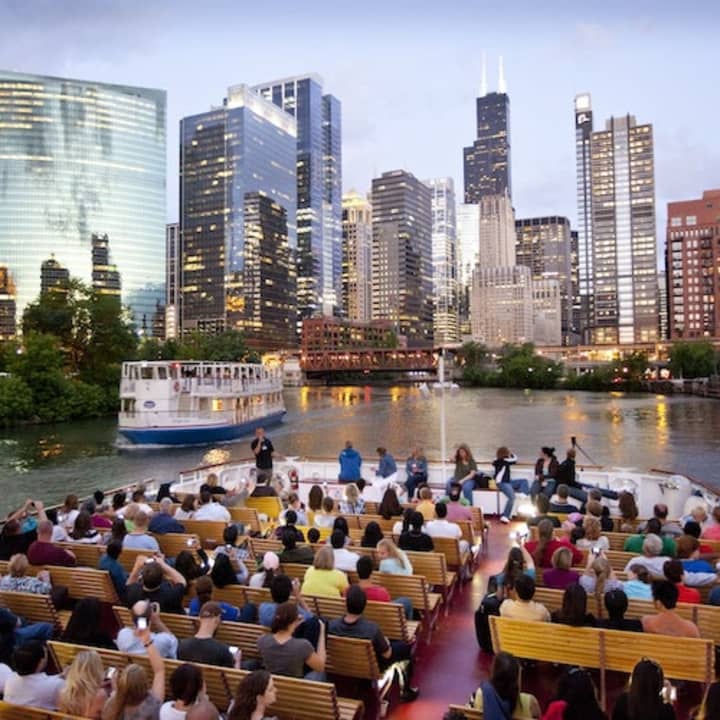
(301, 348), (440, 374)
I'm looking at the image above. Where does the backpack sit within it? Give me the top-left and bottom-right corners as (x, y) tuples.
(475, 576), (502, 652)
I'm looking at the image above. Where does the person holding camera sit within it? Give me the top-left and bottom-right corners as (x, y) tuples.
(115, 600), (178, 659)
(125, 556), (187, 614)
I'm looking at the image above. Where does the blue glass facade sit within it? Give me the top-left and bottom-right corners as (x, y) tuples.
(253, 75), (342, 318)
(180, 85), (297, 346)
(0, 70), (166, 333)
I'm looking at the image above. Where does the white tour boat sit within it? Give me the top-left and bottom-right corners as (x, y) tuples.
(118, 361), (285, 446)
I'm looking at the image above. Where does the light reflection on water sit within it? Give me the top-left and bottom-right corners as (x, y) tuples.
(0, 386), (718, 514)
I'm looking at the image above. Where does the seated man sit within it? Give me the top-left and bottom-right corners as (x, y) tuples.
(148, 498), (186, 534)
(122, 511), (160, 552)
(115, 599), (178, 658)
(414, 486), (436, 523)
(549, 484), (581, 514)
(641, 580), (700, 638)
(194, 489), (231, 522)
(277, 526), (314, 565)
(639, 503), (683, 537)
(526, 494), (560, 528)
(329, 585), (418, 702)
(398, 512), (434, 552)
(26, 520), (76, 567)
(351, 555), (413, 620)
(177, 601), (240, 667)
(623, 518), (676, 557)
(0, 500), (45, 561)
(273, 510), (305, 542)
(99, 540), (146, 601)
(663, 560), (701, 604)
(622, 534), (671, 577)
(125, 556), (187, 614)
(3, 640), (64, 710)
(330, 530), (360, 573)
(250, 472), (278, 498)
(280, 494), (308, 527)
(425, 502), (470, 554)
(498, 575), (550, 622)
(440, 482), (473, 523)
(596, 589), (642, 632)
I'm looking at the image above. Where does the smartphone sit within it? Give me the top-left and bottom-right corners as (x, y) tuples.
(150, 602), (160, 615)
(104, 667), (116, 681)
(186, 538), (194, 547)
(136, 617), (148, 631)
(144, 558), (154, 564)
(226, 544), (233, 552)
(591, 546), (601, 556)
(229, 645), (239, 655)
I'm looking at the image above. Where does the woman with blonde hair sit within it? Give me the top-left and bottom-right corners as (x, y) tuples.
(542, 547), (580, 590)
(377, 538), (413, 575)
(59, 649), (108, 719)
(340, 483), (365, 515)
(101, 624), (165, 720)
(0, 554), (52, 594)
(300, 545), (348, 598)
(576, 516), (610, 552)
(579, 554), (622, 609)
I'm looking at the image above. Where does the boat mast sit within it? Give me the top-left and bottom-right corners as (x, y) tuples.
(439, 348), (447, 485)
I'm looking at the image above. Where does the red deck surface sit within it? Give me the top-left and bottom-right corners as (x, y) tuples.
(386, 520), (704, 720)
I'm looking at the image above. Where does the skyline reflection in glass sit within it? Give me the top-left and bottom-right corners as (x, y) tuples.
(0, 70), (166, 333)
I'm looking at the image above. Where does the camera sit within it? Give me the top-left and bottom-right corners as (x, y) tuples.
(136, 617), (148, 631)
(591, 546), (601, 556)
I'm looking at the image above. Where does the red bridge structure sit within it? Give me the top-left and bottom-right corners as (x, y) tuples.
(301, 348), (439, 375)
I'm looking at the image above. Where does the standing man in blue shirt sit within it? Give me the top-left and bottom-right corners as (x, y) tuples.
(338, 441), (362, 482)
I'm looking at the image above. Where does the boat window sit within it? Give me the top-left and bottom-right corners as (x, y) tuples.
(157, 366), (168, 380)
(141, 366), (154, 380)
(213, 399), (224, 412)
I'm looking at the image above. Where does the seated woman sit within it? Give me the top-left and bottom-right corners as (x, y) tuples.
(612, 658), (676, 720)
(377, 538), (413, 575)
(414, 486), (436, 523)
(378, 488), (403, 521)
(249, 552), (280, 589)
(543, 666), (607, 720)
(313, 496), (337, 529)
(189, 574), (256, 623)
(61, 598), (115, 649)
(257, 601), (326, 681)
(525, 519), (584, 568)
(618, 491), (640, 533)
(596, 589), (642, 632)
(361, 521), (384, 548)
(543, 547), (580, 590)
(575, 516), (610, 553)
(278, 527), (314, 565)
(551, 584), (596, 627)
(301, 546), (348, 598)
(58, 649), (108, 719)
(227, 670), (277, 720)
(494, 545), (536, 592)
(68, 511), (102, 544)
(0, 554), (52, 595)
(622, 564), (653, 600)
(174, 550), (208, 586)
(330, 517), (353, 547)
(469, 651), (540, 719)
(393, 507), (415, 537)
(161, 663), (206, 719)
(174, 494), (196, 521)
(340, 483), (365, 515)
(579, 554), (623, 606)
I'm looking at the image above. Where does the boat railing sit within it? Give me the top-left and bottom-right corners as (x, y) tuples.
(120, 377), (281, 397)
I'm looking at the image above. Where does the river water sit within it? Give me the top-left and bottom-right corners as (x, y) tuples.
(0, 387), (718, 515)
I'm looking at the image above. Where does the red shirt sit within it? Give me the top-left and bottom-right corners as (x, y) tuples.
(344, 583), (392, 603)
(27, 540), (76, 567)
(676, 583), (701, 604)
(525, 539), (584, 568)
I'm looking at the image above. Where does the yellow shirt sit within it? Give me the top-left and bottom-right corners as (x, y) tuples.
(499, 599), (550, 623)
(301, 567), (349, 597)
(416, 500), (436, 523)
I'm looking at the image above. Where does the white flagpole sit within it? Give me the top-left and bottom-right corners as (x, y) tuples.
(440, 349), (447, 486)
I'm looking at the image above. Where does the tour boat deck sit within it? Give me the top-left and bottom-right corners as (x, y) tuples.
(387, 520), (704, 720)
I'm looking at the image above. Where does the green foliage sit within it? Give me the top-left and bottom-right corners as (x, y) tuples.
(137, 330), (250, 363)
(668, 341), (718, 379)
(496, 343), (563, 390)
(458, 341), (491, 386)
(0, 376), (34, 424)
(563, 366), (615, 391)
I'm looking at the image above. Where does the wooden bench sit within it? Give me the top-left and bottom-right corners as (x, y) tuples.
(228, 506), (263, 533)
(406, 550), (458, 612)
(55, 542), (103, 567)
(448, 704), (483, 719)
(358, 514), (398, 533)
(181, 519), (230, 545)
(309, 595), (419, 643)
(0, 701), (87, 719)
(152, 532), (203, 559)
(46, 566), (119, 604)
(0, 591), (64, 632)
(489, 615), (714, 709)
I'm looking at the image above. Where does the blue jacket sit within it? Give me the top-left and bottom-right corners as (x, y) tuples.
(405, 455), (428, 478)
(148, 513), (186, 535)
(377, 453), (397, 478)
(339, 447), (362, 481)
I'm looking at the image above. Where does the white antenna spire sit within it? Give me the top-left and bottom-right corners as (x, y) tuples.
(498, 55), (507, 94)
(480, 51), (487, 97)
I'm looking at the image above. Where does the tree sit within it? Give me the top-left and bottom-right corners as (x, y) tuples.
(0, 376), (33, 424)
(669, 341), (717, 379)
(496, 343), (563, 390)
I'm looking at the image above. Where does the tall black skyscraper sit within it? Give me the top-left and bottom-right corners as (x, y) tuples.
(463, 60), (511, 203)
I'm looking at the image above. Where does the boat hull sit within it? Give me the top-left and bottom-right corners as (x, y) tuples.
(118, 411), (286, 446)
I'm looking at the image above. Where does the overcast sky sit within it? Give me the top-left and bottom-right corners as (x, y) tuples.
(1, 0), (718, 257)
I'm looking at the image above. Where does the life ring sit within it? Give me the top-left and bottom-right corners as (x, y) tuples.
(173, 381), (180, 392)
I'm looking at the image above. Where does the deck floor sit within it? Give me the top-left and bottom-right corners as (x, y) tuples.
(387, 520), (704, 720)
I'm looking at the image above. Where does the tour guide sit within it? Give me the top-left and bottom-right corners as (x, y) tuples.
(251, 427), (274, 472)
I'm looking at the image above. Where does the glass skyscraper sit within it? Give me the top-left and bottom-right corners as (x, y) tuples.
(0, 70), (166, 333)
(253, 75), (342, 319)
(180, 85), (297, 348)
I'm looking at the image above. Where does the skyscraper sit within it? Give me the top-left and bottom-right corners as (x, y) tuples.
(180, 84), (297, 346)
(253, 75), (342, 319)
(666, 189), (720, 339)
(371, 170), (433, 346)
(515, 216), (575, 344)
(0, 265), (16, 339)
(40, 257), (69, 295)
(590, 114), (657, 344)
(456, 204), (480, 336)
(0, 70), (166, 333)
(341, 191), (373, 323)
(479, 191), (516, 268)
(165, 223), (180, 339)
(463, 60), (511, 204)
(91, 234), (121, 299)
(425, 178), (459, 344)
(574, 94), (594, 343)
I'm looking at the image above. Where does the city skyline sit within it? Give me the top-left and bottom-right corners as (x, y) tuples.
(1, 1), (717, 270)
